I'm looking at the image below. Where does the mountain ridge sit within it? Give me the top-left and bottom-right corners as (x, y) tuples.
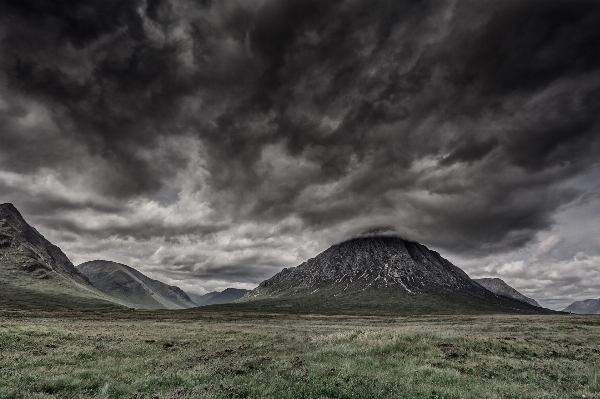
(563, 298), (600, 314)
(474, 278), (541, 307)
(0, 203), (118, 308)
(78, 260), (196, 309)
(187, 288), (250, 306)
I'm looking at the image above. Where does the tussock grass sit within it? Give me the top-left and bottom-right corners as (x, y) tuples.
(0, 308), (598, 398)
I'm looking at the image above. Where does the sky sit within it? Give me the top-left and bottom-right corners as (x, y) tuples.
(1, 0), (599, 309)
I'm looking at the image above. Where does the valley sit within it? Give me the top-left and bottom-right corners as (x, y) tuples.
(2, 202), (599, 398)
(0, 308), (598, 398)
(2, 0), (599, 397)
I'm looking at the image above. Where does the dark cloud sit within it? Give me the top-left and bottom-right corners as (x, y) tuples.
(1, 0), (600, 297)
(448, 0), (600, 96)
(1, 0), (199, 197)
(169, 254), (287, 282)
(439, 137), (499, 166)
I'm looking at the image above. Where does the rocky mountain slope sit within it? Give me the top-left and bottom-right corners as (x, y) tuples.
(474, 278), (540, 307)
(236, 236), (553, 315)
(187, 288), (250, 306)
(563, 298), (600, 314)
(78, 260), (196, 309)
(0, 203), (117, 308)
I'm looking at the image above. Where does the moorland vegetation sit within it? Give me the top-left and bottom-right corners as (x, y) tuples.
(0, 308), (598, 399)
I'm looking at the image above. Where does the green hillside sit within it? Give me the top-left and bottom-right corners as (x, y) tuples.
(0, 203), (119, 309)
(77, 260), (196, 309)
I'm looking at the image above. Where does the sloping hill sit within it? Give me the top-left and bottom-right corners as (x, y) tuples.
(187, 288), (249, 306)
(474, 278), (540, 307)
(563, 298), (600, 314)
(78, 260), (196, 309)
(0, 203), (118, 308)
(187, 291), (220, 306)
(234, 235), (554, 315)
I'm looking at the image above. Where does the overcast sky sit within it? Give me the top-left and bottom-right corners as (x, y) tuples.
(1, 0), (599, 309)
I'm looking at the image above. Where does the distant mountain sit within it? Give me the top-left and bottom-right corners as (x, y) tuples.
(474, 278), (540, 307)
(563, 298), (600, 314)
(0, 203), (117, 308)
(188, 291), (220, 306)
(78, 260), (196, 309)
(236, 235), (553, 315)
(187, 288), (250, 306)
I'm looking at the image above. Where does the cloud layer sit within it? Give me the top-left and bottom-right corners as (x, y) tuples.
(1, 0), (599, 304)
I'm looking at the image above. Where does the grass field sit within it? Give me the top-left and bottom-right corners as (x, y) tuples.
(0, 308), (598, 398)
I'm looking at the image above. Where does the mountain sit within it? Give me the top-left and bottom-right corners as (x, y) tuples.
(187, 288), (250, 306)
(0, 203), (117, 308)
(234, 235), (554, 315)
(474, 278), (540, 307)
(563, 298), (600, 314)
(187, 291), (220, 306)
(77, 260), (196, 309)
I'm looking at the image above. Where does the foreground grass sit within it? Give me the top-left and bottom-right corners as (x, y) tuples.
(0, 308), (598, 398)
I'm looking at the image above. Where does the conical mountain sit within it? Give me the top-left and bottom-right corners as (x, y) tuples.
(0, 203), (118, 308)
(78, 260), (196, 309)
(474, 278), (540, 307)
(237, 235), (553, 315)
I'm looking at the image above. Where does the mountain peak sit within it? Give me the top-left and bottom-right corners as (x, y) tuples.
(0, 203), (91, 285)
(240, 235), (550, 314)
(563, 298), (600, 314)
(253, 235), (473, 295)
(0, 203), (24, 221)
(0, 204), (116, 308)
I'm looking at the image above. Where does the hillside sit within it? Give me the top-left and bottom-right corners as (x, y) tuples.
(0, 203), (118, 308)
(78, 260), (196, 309)
(233, 235), (554, 315)
(187, 288), (250, 306)
(474, 278), (540, 307)
(187, 291), (220, 306)
(563, 298), (600, 314)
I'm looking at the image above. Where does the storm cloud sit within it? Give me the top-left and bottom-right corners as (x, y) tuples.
(1, 0), (599, 304)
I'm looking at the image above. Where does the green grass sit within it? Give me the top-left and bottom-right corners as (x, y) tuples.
(0, 258), (117, 309)
(0, 308), (598, 398)
(231, 286), (554, 316)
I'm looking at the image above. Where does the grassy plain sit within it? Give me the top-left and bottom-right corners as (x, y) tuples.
(0, 308), (598, 399)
